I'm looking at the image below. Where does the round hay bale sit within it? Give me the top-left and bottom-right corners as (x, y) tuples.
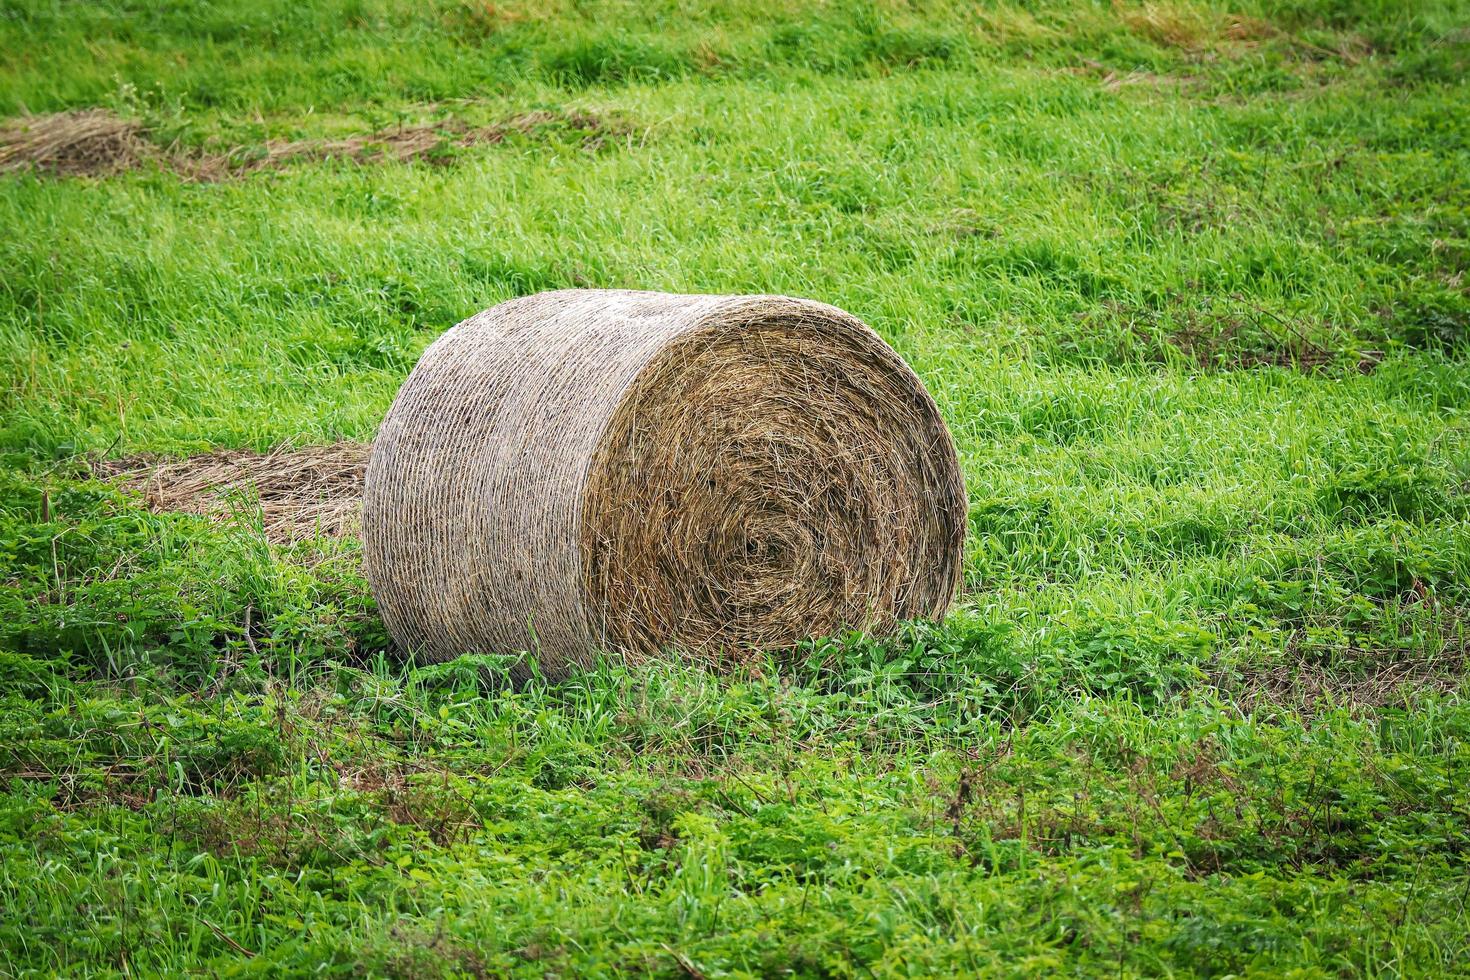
(362, 289), (965, 677)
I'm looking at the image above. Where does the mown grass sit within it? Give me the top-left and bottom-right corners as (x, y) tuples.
(2, 0), (1469, 975)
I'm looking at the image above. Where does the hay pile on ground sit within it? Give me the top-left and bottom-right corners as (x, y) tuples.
(0, 108), (630, 179)
(0, 110), (157, 176)
(363, 289), (966, 677)
(98, 443), (369, 542)
(232, 110), (626, 171)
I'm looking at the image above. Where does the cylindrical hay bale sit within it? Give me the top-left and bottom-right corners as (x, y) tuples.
(362, 289), (965, 678)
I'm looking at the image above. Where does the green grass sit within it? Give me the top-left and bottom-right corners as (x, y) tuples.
(2, 0), (1470, 974)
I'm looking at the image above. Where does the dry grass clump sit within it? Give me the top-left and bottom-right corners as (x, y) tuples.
(1227, 612), (1469, 717)
(1063, 60), (1200, 93)
(1116, 1), (1276, 54)
(0, 109), (158, 176)
(0, 108), (630, 179)
(1234, 653), (1468, 716)
(1075, 298), (1384, 374)
(205, 110), (629, 178)
(363, 290), (966, 677)
(97, 443), (369, 542)
(974, 6), (1059, 46)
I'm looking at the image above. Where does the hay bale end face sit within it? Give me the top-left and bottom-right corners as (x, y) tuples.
(362, 289), (965, 677)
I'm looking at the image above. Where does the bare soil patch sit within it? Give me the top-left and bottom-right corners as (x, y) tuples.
(96, 443), (369, 543)
(0, 108), (632, 179)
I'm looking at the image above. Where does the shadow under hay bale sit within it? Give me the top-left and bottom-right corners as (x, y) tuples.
(363, 289), (966, 678)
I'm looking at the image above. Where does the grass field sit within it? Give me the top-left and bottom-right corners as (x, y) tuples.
(2, 0), (1469, 974)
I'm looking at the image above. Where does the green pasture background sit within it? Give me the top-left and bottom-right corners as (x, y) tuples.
(1, 1), (1468, 975)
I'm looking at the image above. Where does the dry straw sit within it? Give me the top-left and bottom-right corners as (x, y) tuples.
(362, 289), (965, 677)
(0, 108), (630, 179)
(0, 109), (156, 176)
(99, 444), (369, 542)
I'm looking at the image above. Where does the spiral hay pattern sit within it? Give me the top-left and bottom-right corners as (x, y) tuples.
(362, 289), (965, 677)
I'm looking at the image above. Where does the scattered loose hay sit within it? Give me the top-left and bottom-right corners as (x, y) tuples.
(0, 109), (158, 176)
(1223, 642), (1469, 717)
(1075, 298), (1384, 374)
(0, 108), (631, 179)
(97, 443), (369, 542)
(203, 110), (629, 178)
(363, 290), (966, 677)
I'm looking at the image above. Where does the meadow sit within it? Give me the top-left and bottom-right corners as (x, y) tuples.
(1, 0), (1469, 974)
